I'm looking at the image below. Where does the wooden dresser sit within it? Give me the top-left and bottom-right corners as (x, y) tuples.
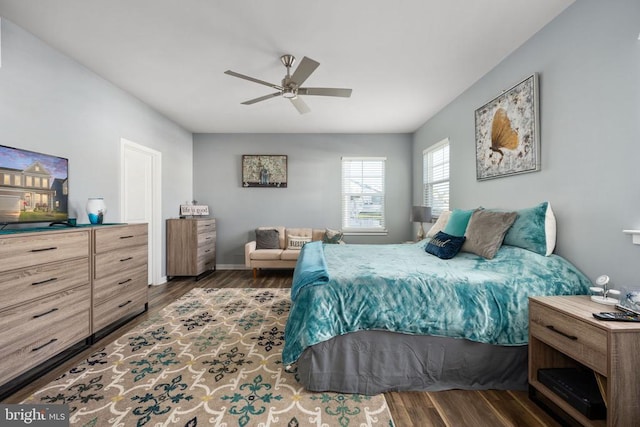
(0, 228), (91, 387)
(529, 296), (640, 427)
(92, 223), (148, 332)
(166, 218), (216, 279)
(0, 223), (149, 397)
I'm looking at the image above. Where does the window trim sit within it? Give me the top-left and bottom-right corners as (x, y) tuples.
(423, 138), (450, 218)
(341, 156), (387, 235)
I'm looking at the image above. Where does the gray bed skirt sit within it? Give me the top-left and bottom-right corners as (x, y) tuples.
(295, 330), (528, 395)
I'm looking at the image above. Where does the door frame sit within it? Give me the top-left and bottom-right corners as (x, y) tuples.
(120, 138), (163, 285)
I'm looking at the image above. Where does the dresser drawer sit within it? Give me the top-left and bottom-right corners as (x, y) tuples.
(197, 230), (216, 247)
(0, 285), (90, 384)
(530, 301), (607, 373)
(94, 244), (147, 280)
(0, 230), (88, 272)
(93, 263), (147, 304)
(196, 248), (216, 274)
(196, 219), (216, 234)
(93, 286), (148, 332)
(0, 257), (89, 311)
(94, 223), (148, 254)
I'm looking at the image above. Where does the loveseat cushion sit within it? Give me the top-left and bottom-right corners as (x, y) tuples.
(286, 227), (312, 240)
(281, 250), (302, 261)
(250, 249), (283, 260)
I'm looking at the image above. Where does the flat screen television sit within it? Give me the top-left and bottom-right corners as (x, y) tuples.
(0, 144), (69, 225)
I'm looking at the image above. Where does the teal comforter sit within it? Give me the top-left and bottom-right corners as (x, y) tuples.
(282, 241), (591, 365)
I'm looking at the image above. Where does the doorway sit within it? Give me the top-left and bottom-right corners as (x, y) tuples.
(120, 139), (162, 285)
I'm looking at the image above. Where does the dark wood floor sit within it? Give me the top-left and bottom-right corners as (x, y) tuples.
(3, 270), (563, 426)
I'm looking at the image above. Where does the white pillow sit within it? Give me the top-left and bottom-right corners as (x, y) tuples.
(287, 235), (311, 250)
(545, 202), (557, 256)
(426, 210), (451, 238)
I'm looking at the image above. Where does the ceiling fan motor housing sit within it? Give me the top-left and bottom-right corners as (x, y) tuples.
(280, 54), (296, 69)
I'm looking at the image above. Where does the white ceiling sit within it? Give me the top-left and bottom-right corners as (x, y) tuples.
(0, 0), (574, 134)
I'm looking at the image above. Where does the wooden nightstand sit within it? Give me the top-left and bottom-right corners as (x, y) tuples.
(529, 296), (640, 427)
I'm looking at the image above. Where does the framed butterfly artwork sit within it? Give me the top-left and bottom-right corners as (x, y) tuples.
(474, 73), (540, 180)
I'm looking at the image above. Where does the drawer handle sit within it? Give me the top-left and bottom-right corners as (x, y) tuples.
(32, 277), (58, 286)
(206, 237), (212, 240)
(119, 235), (134, 239)
(31, 246), (58, 252)
(546, 325), (578, 341)
(205, 249), (211, 253)
(120, 257), (133, 262)
(118, 300), (132, 308)
(33, 308), (59, 319)
(32, 338), (58, 352)
(118, 278), (132, 285)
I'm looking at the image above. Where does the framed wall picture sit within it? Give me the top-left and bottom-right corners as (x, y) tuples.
(242, 155), (288, 188)
(475, 73), (540, 180)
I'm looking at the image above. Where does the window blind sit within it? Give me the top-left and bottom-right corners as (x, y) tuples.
(423, 139), (450, 217)
(341, 157), (386, 232)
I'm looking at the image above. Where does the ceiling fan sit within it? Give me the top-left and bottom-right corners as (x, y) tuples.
(224, 54), (352, 114)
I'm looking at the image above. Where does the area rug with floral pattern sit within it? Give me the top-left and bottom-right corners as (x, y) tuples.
(23, 288), (394, 427)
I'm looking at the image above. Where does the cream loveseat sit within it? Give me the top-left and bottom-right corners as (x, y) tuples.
(245, 227), (329, 278)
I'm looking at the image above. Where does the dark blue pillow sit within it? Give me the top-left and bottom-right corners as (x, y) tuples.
(425, 231), (466, 259)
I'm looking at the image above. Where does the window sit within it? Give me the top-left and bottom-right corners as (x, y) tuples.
(423, 138), (449, 217)
(342, 157), (386, 233)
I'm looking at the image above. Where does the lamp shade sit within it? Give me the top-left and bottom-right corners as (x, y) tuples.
(410, 206), (432, 223)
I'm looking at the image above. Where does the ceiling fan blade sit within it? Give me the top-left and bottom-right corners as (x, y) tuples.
(290, 96), (311, 114)
(224, 70), (282, 90)
(290, 56), (320, 86)
(241, 92), (281, 105)
(298, 87), (352, 97)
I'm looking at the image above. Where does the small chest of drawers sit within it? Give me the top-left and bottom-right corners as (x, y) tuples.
(166, 218), (216, 279)
(529, 296), (640, 427)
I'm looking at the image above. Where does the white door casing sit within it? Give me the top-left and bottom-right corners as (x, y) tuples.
(120, 139), (162, 285)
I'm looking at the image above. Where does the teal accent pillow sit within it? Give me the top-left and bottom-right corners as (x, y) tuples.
(425, 231), (466, 259)
(503, 202), (556, 256)
(442, 209), (475, 237)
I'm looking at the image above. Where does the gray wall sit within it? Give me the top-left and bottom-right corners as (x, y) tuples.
(413, 0), (640, 285)
(0, 18), (194, 276)
(193, 133), (413, 267)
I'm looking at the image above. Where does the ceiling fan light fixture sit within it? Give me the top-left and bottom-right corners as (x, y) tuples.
(282, 87), (297, 99)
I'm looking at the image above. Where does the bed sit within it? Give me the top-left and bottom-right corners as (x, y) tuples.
(282, 236), (591, 395)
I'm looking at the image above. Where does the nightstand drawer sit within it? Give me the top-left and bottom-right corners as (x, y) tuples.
(530, 301), (607, 373)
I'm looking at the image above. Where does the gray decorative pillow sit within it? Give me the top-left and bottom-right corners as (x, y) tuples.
(461, 210), (517, 259)
(255, 228), (280, 249)
(323, 228), (344, 244)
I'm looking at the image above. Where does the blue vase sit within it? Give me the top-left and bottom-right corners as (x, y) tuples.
(86, 198), (106, 224)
